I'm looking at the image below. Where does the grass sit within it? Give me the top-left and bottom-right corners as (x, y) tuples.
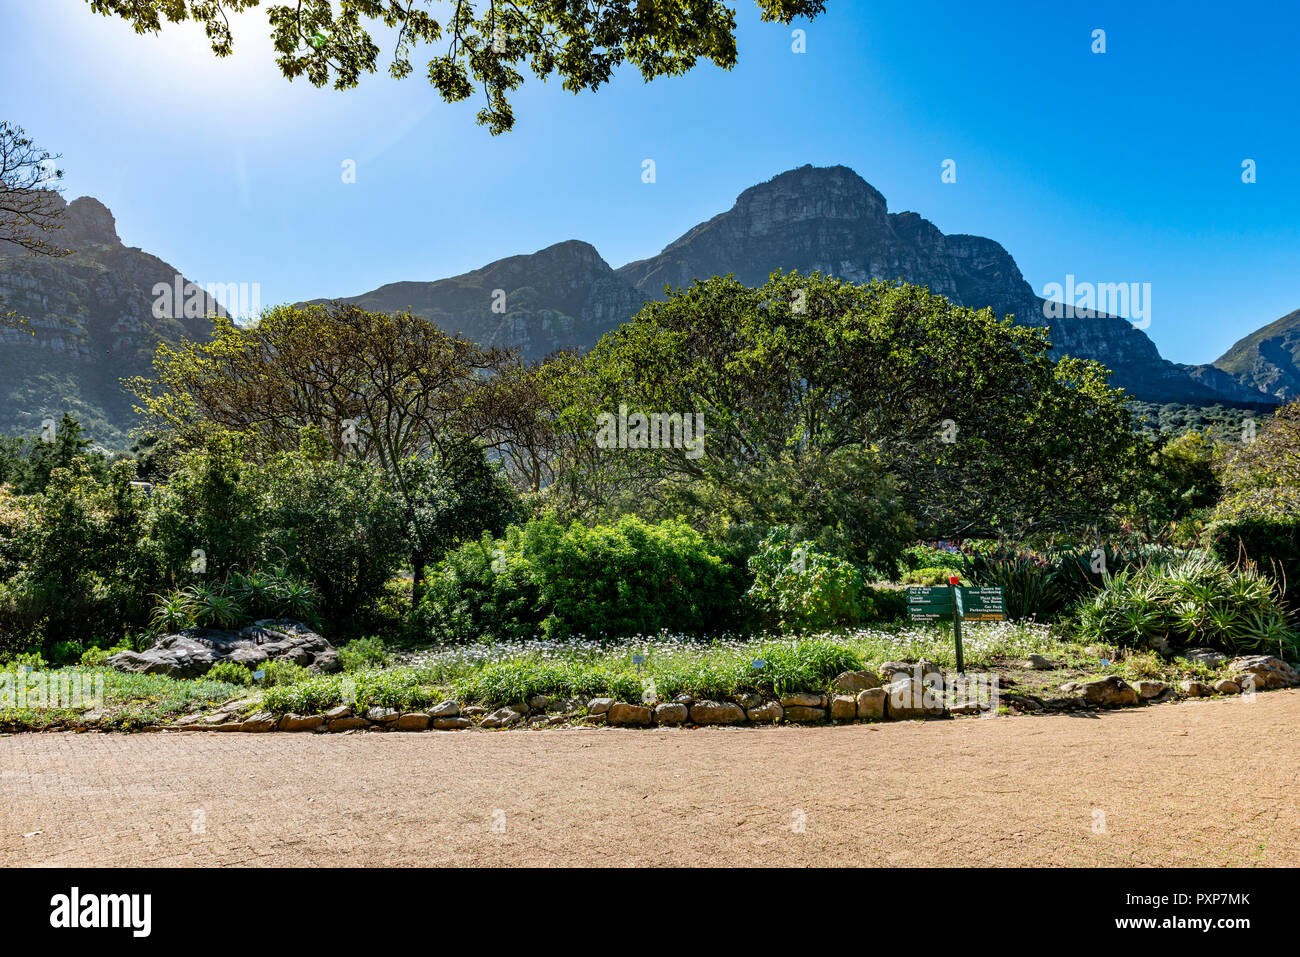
(0, 666), (254, 731)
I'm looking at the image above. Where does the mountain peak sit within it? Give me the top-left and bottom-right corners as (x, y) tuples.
(63, 196), (120, 248)
(732, 164), (888, 230)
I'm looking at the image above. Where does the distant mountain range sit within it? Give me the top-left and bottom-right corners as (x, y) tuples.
(1, 166), (1293, 445)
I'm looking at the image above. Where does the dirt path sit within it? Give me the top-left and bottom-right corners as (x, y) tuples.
(3, 690), (1298, 867)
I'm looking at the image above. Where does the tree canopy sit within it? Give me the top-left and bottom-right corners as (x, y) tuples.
(84, 0), (827, 133)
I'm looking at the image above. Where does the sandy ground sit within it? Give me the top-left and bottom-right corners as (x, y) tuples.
(2, 690), (1298, 867)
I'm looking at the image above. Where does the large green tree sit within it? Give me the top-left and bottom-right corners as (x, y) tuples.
(557, 272), (1146, 563)
(84, 1), (827, 133)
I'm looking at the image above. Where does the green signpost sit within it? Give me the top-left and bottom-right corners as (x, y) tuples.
(907, 583), (1005, 673)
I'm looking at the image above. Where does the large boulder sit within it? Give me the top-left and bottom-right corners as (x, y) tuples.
(1228, 656), (1300, 691)
(1080, 676), (1140, 707)
(106, 621), (338, 679)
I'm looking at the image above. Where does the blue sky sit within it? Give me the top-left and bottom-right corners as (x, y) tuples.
(3, 0), (1298, 365)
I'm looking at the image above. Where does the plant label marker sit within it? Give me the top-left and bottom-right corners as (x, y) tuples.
(253, 670), (266, 681)
(752, 658), (767, 671)
(632, 653), (645, 675)
(949, 575), (965, 674)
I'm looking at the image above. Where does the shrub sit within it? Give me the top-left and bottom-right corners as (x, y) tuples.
(259, 437), (406, 635)
(901, 566), (963, 587)
(747, 528), (867, 631)
(257, 658), (307, 687)
(420, 515), (746, 642)
(1209, 516), (1300, 613)
(205, 660), (255, 686)
(1074, 556), (1295, 658)
(338, 635), (392, 672)
(862, 584), (907, 621)
(148, 569), (321, 634)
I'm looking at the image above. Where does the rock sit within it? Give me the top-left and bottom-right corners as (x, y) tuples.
(832, 671), (880, 693)
(278, 713), (323, 732)
(672, 694), (694, 707)
(395, 712), (430, 731)
(778, 692), (825, 708)
(481, 707), (526, 729)
(885, 677), (945, 719)
(1228, 655), (1300, 690)
(1213, 679), (1241, 695)
(327, 717), (369, 731)
(879, 660), (943, 688)
(1180, 680), (1213, 698)
(527, 694), (554, 712)
(432, 717), (472, 730)
(830, 695), (857, 720)
(554, 697), (585, 712)
(366, 707), (400, 724)
(856, 687), (887, 720)
(324, 705), (351, 720)
(1081, 676), (1140, 707)
(239, 712), (277, 732)
(106, 621), (339, 679)
(1183, 648), (1229, 668)
(607, 702), (653, 726)
(735, 692), (764, 710)
(747, 701), (783, 723)
(1058, 682), (1079, 693)
(690, 700), (746, 724)
(783, 706), (827, 723)
(587, 698), (614, 715)
(653, 703), (689, 725)
(429, 699), (459, 718)
(1137, 680), (1169, 700)
(1024, 654), (1055, 670)
(174, 713), (207, 726)
(462, 705), (488, 717)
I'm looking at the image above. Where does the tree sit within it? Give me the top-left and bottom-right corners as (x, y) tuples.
(83, 1), (827, 133)
(132, 303), (525, 604)
(396, 442), (521, 606)
(23, 413), (102, 493)
(0, 121), (65, 256)
(560, 272), (1145, 561)
(1215, 400), (1300, 519)
(1, 121), (67, 329)
(259, 429), (406, 631)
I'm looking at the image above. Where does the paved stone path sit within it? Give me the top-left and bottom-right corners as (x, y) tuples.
(3, 690), (1297, 866)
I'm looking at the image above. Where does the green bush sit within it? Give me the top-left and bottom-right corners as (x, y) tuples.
(420, 515), (746, 642)
(338, 635), (392, 672)
(260, 436), (406, 636)
(257, 659), (308, 687)
(204, 660), (255, 686)
(1209, 516), (1300, 613)
(901, 566), (963, 586)
(1075, 555), (1295, 657)
(862, 585), (907, 621)
(747, 528), (867, 631)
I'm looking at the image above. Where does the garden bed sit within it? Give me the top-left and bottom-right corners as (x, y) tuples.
(4, 624), (1296, 734)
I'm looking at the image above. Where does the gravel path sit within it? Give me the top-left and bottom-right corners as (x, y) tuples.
(3, 690), (1297, 867)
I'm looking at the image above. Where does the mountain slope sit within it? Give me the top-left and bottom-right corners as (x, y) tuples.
(617, 165), (1263, 404)
(0, 196), (220, 446)
(1210, 308), (1300, 401)
(312, 239), (647, 361)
